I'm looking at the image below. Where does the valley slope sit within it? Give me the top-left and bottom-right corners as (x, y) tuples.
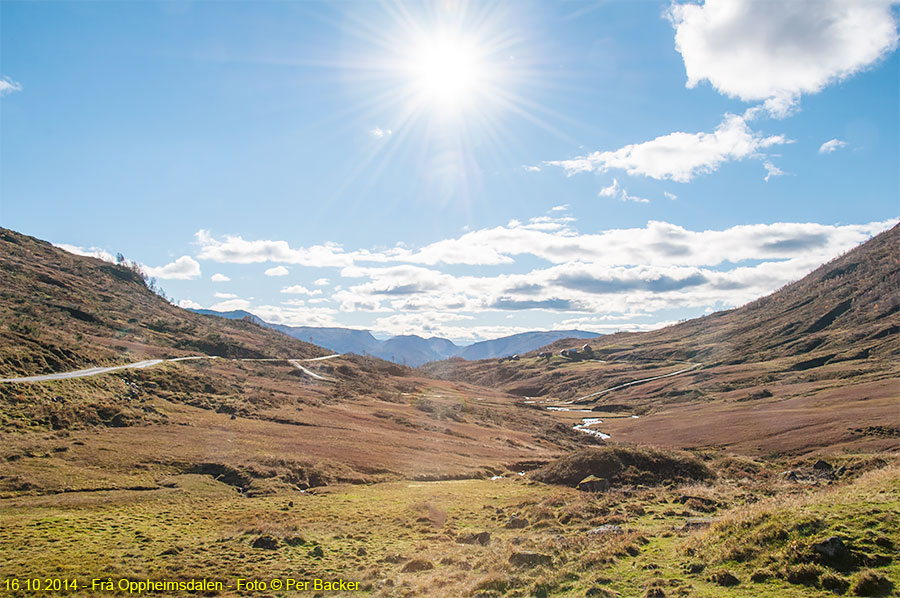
(424, 224), (900, 456)
(0, 228), (588, 496)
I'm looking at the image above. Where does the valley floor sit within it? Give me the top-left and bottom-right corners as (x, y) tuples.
(2, 458), (898, 597)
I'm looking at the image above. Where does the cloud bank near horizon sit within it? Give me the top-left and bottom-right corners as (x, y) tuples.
(173, 216), (895, 341)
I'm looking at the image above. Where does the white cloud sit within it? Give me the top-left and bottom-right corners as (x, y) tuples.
(195, 229), (381, 267)
(55, 243), (116, 263)
(369, 127), (392, 138)
(0, 76), (22, 97)
(669, 0), (899, 114)
(763, 161), (785, 182)
(547, 113), (788, 182)
(214, 292), (238, 299)
(281, 285), (323, 296)
(207, 298), (251, 312)
(557, 317), (676, 333)
(313, 278), (330, 286)
(551, 204), (570, 211)
(143, 256), (201, 280)
(210, 273), (230, 282)
(598, 178), (650, 203)
(522, 165), (541, 172)
(171, 216), (897, 337)
(177, 298), (203, 310)
(264, 265), (289, 276)
(249, 305), (340, 327)
(313, 219), (896, 321)
(196, 219), (894, 276)
(819, 138), (848, 154)
(664, 191), (678, 201)
(371, 311), (528, 342)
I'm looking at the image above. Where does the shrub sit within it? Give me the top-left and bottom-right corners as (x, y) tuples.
(531, 445), (713, 488)
(785, 563), (822, 587)
(821, 573), (849, 594)
(851, 569), (893, 596)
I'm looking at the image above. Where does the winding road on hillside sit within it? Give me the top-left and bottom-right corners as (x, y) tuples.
(566, 362), (703, 405)
(0, 354), (341, 384)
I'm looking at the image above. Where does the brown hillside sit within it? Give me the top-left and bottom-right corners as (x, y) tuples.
(423, 225), (900, 455)
(568, 221), (898, 366)
(0, 227), (588, 492)
(0, 228), (332, 378)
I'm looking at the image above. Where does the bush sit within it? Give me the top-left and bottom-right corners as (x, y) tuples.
(851, 570), (893, 596)
(821, 573), (849, 594)
(785, 563), (822, 587)
(531, 445), (713, 488)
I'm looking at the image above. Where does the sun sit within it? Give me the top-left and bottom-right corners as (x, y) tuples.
(409, 33), (485, 111)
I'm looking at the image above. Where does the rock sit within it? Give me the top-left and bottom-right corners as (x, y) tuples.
(509, 551), (552, 568)
(781, 470), (798, 481)
(308, 545), (324, 558)
(401, 559), (434, 573)
(684, 562), (705, 574)
(813, 460), (833, 471)
(644, 588), (665, 598)
(251, 536), (279, 550)
(676, 495), (717, 507)
(577, 475), (610, 492)
(586, 587), (619, 597)
(456, 531), (491, 546)
(813, 536), (848, 560)
(159, 546), (181, 556)
(356, 546), (367, 556)
(587, 524), (624, 535)
(505, 516), (529, 529)
(709, 571), (740, 587)
(680, 518), (716, 531)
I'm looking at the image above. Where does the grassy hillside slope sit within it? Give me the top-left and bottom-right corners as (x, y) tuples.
(423, 225), (899, 456)
(0, 228), (331, 378)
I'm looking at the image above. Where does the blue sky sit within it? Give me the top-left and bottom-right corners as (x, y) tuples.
(2, 0), (898, 342)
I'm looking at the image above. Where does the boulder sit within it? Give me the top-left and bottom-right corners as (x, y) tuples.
(456, 531), (491, 546)
(709, 571), (740, 587)
(587, 524), (623, 535)
(251, 536), (279, 550)
(505, 516), (529, 529)
(577, 475), (610, 493)
(401, 559), (434, 573)
(813, 536), (848, 559)
(680, 517), (716, 531)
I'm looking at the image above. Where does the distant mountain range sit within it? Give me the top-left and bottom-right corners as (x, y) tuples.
(188, 309), (599, 366)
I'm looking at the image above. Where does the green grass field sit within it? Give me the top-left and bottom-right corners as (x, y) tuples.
(2, 458), (897, 597)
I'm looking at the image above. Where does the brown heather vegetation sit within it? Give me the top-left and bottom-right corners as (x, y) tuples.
(1, 225), (898, 596)
(423, 224), (899, 457)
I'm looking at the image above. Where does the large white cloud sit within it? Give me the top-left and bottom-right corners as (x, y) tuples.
(669, 0), (899, 112)
(547, 113), (788, 182)
(195, 229), (385, 267)
(185, 218), (895, 337)
(143, 256), (201, 280)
